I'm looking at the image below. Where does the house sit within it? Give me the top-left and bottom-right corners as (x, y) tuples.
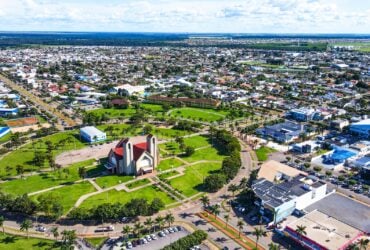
(80, 126), (107, 143)
(106, 135), (158, 175)
(330, 119), (349, 131)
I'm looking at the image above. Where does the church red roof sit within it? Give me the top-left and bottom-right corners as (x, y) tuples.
(114, 147), (124, 158)
(133, 142), (147, 160)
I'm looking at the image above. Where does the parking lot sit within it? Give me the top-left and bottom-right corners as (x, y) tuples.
(101, 226), (209, 250)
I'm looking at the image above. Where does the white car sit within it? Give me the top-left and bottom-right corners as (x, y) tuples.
(126, 242), (133, 249)
(145, 235), (152, 241)
(151, 234), (158, 240)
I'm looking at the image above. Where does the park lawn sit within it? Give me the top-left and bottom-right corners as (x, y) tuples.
(181, 147), (226, 163)
(80, 185), (175, 209)
(0, 160), (95, 195)
(184, 135), (210, 149)
(170, 162), (222, 197)
(158, 170), (180, 179)
(126, 179), (150, 189)
(140, 103), (164, 112)
(95, 175), (134, 189)
(0, 234), (58, 250)
(0, 130), (87, 176)
(255, 146), (276, 161)
(159, 142), (181, 156)
(169, 107), (228, 122)
(88, 108), (136, 119)
(85, 237), (107, 248)
(157, 158), (184, 171)
(152, 127), (191, 139)
(32, 181), (96, 214)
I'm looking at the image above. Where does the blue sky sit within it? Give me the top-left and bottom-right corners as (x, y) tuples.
(0, 0), (369, 33)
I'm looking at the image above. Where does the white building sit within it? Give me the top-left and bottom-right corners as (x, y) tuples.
(80, 126), (106, 143)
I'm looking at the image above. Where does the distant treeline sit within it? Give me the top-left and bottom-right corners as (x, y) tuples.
(0, 32), (367, 50)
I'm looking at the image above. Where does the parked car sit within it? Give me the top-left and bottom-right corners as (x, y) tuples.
(151, 234), (158, 240)
(159, 231), (166, 237)
(35, 225), (46, 232)
(126, 241), (133, 249)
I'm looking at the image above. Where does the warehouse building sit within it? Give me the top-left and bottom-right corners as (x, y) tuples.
(80, 126), (107, 143)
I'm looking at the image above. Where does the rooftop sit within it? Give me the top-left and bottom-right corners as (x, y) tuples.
(257, 160), (307, 182)
(304, 193), (370, 233)
(286, 210), (361, 250)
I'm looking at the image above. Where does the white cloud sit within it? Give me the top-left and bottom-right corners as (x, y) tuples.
(0, 0), (368, 33)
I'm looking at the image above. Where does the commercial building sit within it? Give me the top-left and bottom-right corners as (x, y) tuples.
(256, 121), (305, 143)
(349, 119), (370, 139)
(80, 126), (107, 143)
(0, 108), (18, 117)
(284, 210), (362, 250)
(252, 162), (329, 224)
(286, 108), (317, 122)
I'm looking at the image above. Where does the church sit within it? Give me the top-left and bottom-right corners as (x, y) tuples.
(106, 134), (158, 175)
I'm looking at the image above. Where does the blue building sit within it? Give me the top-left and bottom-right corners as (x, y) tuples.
(350, 119), (370, 139)
(80, 126), (107, 143)
(256, 121), (305, 143)
(286, 108), (317, 122)
(0, 127), (10, 138)
(0, 108), (18, 117)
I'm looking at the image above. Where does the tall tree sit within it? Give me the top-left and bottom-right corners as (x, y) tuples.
(237, 219), (244, 238)
(20, 219), (32, 239)
(144, 218), (154, 233)
(253, 227), (267, 249)
(0, 216), (4, 235)
(121, 225), (131, 240)
(200, 195), (210, 209)
(211, 205), (220, 219)
(223, 214), (230, 229)
(295, 225), (307, 244)
(51, 227), (59, 241)
(165, 213), (175, 227)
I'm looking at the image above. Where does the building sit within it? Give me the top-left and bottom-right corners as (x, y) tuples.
(252, 162), (328, 223)
(284, 210), (362, 250)
(349, 119), (370, 139)
(113, 84), (148, 96)
(256, 121), (305, 143)
(286, 108), (317, 122)
(106, 135), (158, 175)
(291, 140), (321, 154)
(330, 119), (349, 131)
(0, 126), (10, 138)
(0, 108), (18, 117)
(257, 160), (306, 182)
(80, 126), (107, 143)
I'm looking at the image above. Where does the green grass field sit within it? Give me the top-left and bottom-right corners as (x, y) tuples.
(0, 132), (12, 144)
(0, 131), (87, 176)
(159, 135), (211, 157)
(95, 175), (134, 189)
(157, 158), (184, 171)
(158, 170), (180, 179)
(169, 162), (222, 197)
(255, 146), (276, 161)
(0, 160), (95, 195)
(126, 179), (150, 189)
(80, 185), (175, 209)
(32, 181), (96, 214)
(181, 147), (226, 163)
(88, 104), (164, 119)
(169, 107), (228, 122)
(84, 237), (107, 248)
(0, 234), (58, 250)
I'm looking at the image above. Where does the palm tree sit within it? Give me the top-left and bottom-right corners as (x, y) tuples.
(268, 242), (280, 250)
(228, 184), (238, 197)
(133, 222), (144, 238)
(50, 227), (59, 240)
(200, 195), (210, 209)
(223, 214), (230, 229)
(211, 205), (220, 219)
(237, 219), (244, 238)
(0, 216), (4, 235)
(20, 219), (32, 239)
(253, 227), (267, 249)
(295, 225), (307, 244)
(239, 177), (248, 189)
(61, 230), (76, 249)
(359, 238), (369, 250)
(155, 216), (165, 231)
(121, 225), (131, 240)
(144, 218), (154, 233)
(165, 213), (175, 227)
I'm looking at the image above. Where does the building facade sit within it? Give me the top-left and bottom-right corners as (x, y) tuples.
(80, 126), (107, 143)
(106, 135), (158, 175)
